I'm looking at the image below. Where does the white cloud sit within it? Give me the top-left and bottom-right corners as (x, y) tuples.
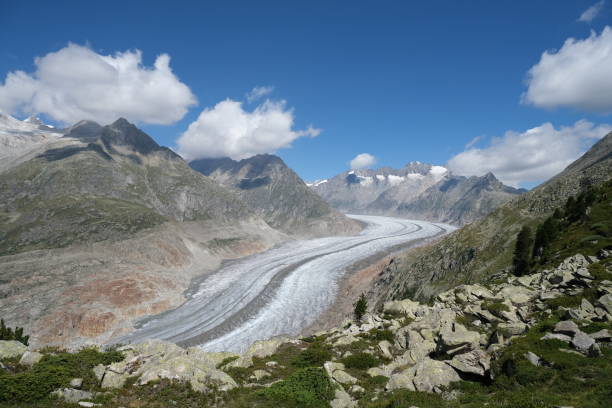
(350, 153), (376, 170)
(0, 43), (196, 125)
(177, 98), (320, 160)
(447, 120), (612, 187)
(522, 27), (612, 113)
(578, 1), (605, 23)
(246, 86), (274, 103)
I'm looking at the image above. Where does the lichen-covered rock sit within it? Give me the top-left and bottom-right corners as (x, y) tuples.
(383, 299), (420, 317)
(0, 340), (27, 359)
(571, 331), (595, 354)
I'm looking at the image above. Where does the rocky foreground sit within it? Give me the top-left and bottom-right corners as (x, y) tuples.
(1, 252), (611, 407)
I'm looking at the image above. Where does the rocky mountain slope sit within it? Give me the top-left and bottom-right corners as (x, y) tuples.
(309, 162), (523, 225)
(190, 154), (361, 237)
(370, 132), (612, 306)
(0, 118), (290, 349)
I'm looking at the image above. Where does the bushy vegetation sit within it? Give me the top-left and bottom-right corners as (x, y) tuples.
(0, 347), (123, 403)
(340, 352), (380, 370)
(259, 367), (335, 408)
(0, 320), (29, 346)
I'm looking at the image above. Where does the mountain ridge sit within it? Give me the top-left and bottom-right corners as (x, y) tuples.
(309, 162), (524, 225)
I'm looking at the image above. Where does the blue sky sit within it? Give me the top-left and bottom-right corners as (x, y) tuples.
(1, 0), (611, 187)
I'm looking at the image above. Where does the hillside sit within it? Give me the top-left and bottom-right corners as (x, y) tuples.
(190, 154), (361, 237)
(0, 118), (288, 349)
(370, 132), (612, 305)
(309, 163), (523, 225)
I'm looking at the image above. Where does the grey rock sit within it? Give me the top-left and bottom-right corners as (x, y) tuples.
(597, 294), (612, 315)
(69, 378), (83, 389)
(496, 322), (527, 337)
(541, 333), (572, 343)
(101, 370), (127, 389)
(251, 370), (271, 381)
(554, 320), (580, 336)
(93, 364), (106, 382)
(387, 370), (416, 391)
(409, 358), (461, 393)
(449, 349), (490, 376)
(330, 388), (357, 408)
(19, 350), (43, 366)
(524, 351), (540, 366)
(572, 331), (596, 354)
(51, 388), (93, 404)
(589, 329), (611, 341)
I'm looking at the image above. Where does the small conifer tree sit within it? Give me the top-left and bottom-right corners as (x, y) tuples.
(353, 293), (368, 323)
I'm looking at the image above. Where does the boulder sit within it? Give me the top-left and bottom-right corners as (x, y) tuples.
(18, 350), (43, 366)
(554, 320), (580, 336)
(70, 378), (83, 389)
(330, 388), (357, 408)
(251, 370), (271, 381)
(496, 322), (527, 337)
(497, 286), (535, 305)
(378, 340), (393, 359)
(137, 355), (237, 392)
(101, 370), (127, 389)
(541, 333), (571, 343)
(244, 338), (286, 359)
(51, 388), (93, 404)
(589, 329), (611, 341)
(571, 331), (596, 354)
(386, 370), (416, 391)
(449, 349), (490, 376)
(597, 294), (612, 315)
(93, 364), (106, 382)
(333, 334), (359, 347)
(0, 340), (27, 359)
(333, 370), (358, 385)
(383, 299), (420, 318)
(524, 351), (540, 367)
(409, 358), (461, 393)
(438, 323), (480, 354)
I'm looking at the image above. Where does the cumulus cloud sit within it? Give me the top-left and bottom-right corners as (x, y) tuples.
(246, 86), (274, 103)
(447, 120), (612, 187)
(578, 1), (605, 23)
(522, 27), (612, 113)
(0, 43), (196, 125)
(350, 153), (376, 170)
(177, 99), (320, 160)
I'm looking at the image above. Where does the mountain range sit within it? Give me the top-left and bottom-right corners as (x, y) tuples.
(309, 162), (525, 225)
(369, 130), (612, 306)
(0, 115), (357, 348)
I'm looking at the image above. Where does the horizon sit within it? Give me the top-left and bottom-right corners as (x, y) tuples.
(2, 0), (612, 188)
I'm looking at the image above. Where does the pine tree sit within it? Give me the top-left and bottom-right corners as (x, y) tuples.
(513, 226), (533, 276)
(353, 293), (368, 323)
